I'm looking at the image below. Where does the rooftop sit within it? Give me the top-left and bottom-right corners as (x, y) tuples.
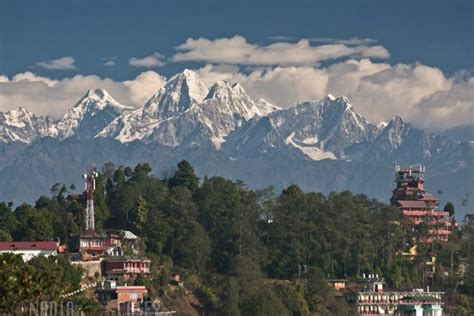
(396, 200), (434, 209)
(0, 241), (58, 251)
(122, 230), (138, 240)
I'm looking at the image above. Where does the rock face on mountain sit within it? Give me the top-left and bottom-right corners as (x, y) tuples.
(224, 95), (381, 161)
(0, 108), (55, 143)
(0, 70), (472, 218)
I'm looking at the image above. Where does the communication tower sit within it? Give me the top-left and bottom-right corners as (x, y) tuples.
(83, 168), (98, 234)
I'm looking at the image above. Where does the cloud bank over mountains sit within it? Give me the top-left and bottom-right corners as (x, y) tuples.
(172, 35), (390, 65)
(0, 36), (472, 130)
(0, 71), (166, 117)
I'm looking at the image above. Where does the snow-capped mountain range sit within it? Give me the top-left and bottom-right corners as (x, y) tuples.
(0, 70), (472, 218)
(0, 70), (280, 149)
(0, 88), (133, 143)
(0, 69), (429, 161)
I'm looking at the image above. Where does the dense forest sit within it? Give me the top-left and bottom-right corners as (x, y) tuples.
(0, 160), (473, 314)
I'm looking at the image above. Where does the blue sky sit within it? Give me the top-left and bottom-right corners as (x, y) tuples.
(0, 0), (472, 129)
(1, 0), (472, 78)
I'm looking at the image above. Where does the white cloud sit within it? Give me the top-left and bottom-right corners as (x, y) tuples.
(0, 71), (166, 118)
(172, 35), (389, 66)
(308, 37), (377, 46)
(36, 56), (77, 70)
(123, 71), (167, 106)
(129, 52), (166, 68)
(411, 77), (474, 130)
(103, 56), (117, 67)
(10, 71), (58, 87)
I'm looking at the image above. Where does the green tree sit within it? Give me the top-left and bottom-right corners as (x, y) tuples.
(173, 220), (210, 271)
(169, 160), (200, 193)
(130, 195), (149, 233)
(12, 204), (53, 241)
(0, 229), (12, 241)
(197, 177), (262, 273)
(460, 214), (474, 296)
(444, 201), (455, 218)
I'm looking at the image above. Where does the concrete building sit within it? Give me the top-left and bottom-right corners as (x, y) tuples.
(0, 241), (58, 262)
(96, 280), (148, 314)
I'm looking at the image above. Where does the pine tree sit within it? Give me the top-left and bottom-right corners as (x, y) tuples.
(169, 160), (200, 193)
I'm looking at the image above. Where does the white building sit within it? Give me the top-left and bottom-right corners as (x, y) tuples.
(344, 274), (444, 315)
(0, 241), (58, 261)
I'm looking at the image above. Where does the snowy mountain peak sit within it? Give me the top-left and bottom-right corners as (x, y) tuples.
(206, 81), (232, 100)
(373, 115), (411, 150)
(0, 107), (54, 143)
(322, 94), (352, 110)
(231, 82), (246, 94)
(389, 115), (406, 125)
(169, 69), (208, 100)
(75, 89), (132, 112)
(326, 94), (336, 101)
(2, 107), (37, 128)
(55, 89), (133, 140)
(206, 81), (257, 104)
(144, 69), (208, 117)
(230, 95), (383, 162)
(336, 96), (352, 107)
(255, 98), (281, 116)
(377, 121), (388, 129)
(86, 88), (108, 99)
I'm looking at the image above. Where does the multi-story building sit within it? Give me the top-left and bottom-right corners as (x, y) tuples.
(391, 165), (453, 243)
(344, 275), (444, 315)
(103, 256), (151, 280)
(75, 229), (142, 261)
(76, 231), (121, 260)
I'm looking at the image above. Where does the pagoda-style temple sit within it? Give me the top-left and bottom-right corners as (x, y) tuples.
(390, 164), (453, 243)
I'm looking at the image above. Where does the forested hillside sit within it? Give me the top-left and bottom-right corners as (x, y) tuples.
(0, 161), (473, 314)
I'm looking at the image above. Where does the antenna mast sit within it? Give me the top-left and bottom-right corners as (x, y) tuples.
(84, 168), (98, 233)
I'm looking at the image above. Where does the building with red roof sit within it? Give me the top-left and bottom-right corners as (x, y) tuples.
(0, 241), (58, 261)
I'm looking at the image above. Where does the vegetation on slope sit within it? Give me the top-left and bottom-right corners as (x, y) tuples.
(0, 160), (473, 314)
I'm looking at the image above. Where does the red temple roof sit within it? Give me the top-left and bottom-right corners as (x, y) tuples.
(396, 200), (432, 209)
